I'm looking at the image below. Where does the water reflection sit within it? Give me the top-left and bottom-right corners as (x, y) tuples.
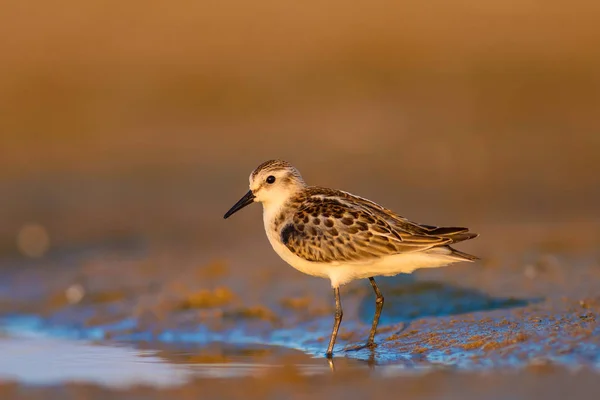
(0, 335), (192, 387)
(0, 334), (351, 386)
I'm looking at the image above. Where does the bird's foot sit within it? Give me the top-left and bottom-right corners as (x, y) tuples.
(344, 341), (377, 352)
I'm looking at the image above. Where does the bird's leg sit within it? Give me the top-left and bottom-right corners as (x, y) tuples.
(367, 277), (384, 347)
(326, 287), (343, 358)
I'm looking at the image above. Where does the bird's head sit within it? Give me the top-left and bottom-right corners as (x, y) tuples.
(224, 160), (306, 219)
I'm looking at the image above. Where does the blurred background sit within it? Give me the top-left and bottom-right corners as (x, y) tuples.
(1, 1), (600, 393)
(1, 0), (600, 261)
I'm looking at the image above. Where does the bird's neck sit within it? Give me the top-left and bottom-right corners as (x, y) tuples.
(261, 188), (302, 226)
(262, 196), (289, 224)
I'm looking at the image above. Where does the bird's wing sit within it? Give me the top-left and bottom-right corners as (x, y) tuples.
(281, 189), (452, 263)
(336, 189), (478, 244)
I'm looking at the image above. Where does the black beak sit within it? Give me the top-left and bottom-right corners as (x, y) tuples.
(224, 190), (256, 219)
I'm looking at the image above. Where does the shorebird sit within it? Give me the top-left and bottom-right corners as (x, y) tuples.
(224, 160), (478, 357)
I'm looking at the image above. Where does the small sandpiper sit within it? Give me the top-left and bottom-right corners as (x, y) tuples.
(224, 160), (478, 357)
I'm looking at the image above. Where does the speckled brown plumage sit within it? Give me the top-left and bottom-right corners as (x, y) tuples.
(273, 187), (478, 264)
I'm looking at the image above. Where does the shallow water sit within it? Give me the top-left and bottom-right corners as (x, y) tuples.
(0, 335), (194, 387)
(0, 317), (432, 387)
(0, 334), (348, 386)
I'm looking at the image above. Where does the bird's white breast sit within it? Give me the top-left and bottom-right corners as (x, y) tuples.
(262, 205), (332, 280)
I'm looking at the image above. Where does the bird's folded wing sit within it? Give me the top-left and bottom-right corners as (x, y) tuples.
(281, 196), (450, 263)
(336, 190), (478, 244)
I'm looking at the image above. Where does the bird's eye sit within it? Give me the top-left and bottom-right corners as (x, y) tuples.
(266, 175), (276, 184)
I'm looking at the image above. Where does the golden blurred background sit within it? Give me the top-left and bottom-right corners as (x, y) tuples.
(1, 0), (599, 259)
